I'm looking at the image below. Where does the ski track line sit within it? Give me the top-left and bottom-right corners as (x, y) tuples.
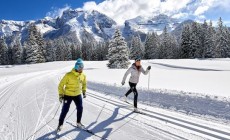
(65, 95), (175, 140)
(27, 74), (71, 140)
(87, 91), (230, 140)
(85, 97), (186, 140)
(66, 108), (160, 140)
(88, 90), (230, 134)
(0, 71), (54, 140)
(0, 78), (23, 108)
(0, 71), (51, 110)
(84, 96), (186, 140)
(34, 90), (55, 139)
(86, 91), (230, 140)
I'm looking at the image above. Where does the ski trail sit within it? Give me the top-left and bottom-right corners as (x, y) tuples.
(86, 90), (230, 140)
(85, 96), (187, 140)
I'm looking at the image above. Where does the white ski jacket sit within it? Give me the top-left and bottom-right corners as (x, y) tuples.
(122, 64), (150, 84)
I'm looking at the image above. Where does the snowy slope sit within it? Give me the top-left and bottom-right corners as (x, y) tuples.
(0, 59), (230, 140)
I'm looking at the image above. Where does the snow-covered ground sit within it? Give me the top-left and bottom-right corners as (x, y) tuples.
(0, 59), (230, 140)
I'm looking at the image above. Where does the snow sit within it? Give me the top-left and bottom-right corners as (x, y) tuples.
(84, 59), (230, 98)
(36, 24), (56, 34)
(0, 59), (230, 140)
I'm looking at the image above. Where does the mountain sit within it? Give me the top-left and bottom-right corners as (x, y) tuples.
(0, 9), (117, 43)
(0, 9), (188, 44)
(123, 14), (180, 41)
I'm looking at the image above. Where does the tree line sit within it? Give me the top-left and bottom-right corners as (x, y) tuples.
(0, 17), (229, 66)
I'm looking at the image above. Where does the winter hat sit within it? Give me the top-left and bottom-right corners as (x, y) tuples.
(135, 57), (141, 62)
(74, 58), (84, 70)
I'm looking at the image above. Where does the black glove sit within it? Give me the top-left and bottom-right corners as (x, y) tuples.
(147, 66), (151, 70)
(83, 92), (86, 98)
(59, 95), (64, 103)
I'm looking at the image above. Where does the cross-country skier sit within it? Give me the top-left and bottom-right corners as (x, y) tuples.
(121, 57), (151, 112)
(57, 58), (87, 131)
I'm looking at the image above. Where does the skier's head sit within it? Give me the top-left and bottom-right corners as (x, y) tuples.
(135, 57), (141, 66)
(74, 58), (84, 73)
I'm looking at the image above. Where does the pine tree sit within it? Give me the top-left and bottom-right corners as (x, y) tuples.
(180, 25), (191, 58)
(45, 40), (56, 62)
(130, 35), (143, 59)
(25, 23), (46, 63)
(215, 17), (230, 58)
(81, 39), (92, 61)
(144, 33), (160, 59)
(12, 39), (23, 64)
(107, 29), (130, 69)
(0, 37), (9, 65)
(190, 22), (202, 58)
(24, 42), (39, 64)
(55, 38), (65, 61)
(203, 21), (216, 58)
(61, 38), (72, 61)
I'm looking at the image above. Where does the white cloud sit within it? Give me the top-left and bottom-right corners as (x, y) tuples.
(82, 0), (196, 25)
(46, 5), (71, 18)
(172, 13), (189, 19)
(46, 0), (230, 25)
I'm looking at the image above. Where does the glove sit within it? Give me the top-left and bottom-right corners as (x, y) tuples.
(147, 66), (151, 70)
(121, 81), (125, 86)
(83, 92), (86, 98)
(59, 95), (64, 103)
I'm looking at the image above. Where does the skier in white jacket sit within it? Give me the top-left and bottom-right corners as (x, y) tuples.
(121, 57), (151, 112)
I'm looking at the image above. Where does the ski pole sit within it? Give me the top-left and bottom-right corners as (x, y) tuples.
(148, 70), (150, 90)
(148, 70), (150, 106)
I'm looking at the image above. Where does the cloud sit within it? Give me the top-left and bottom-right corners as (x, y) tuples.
(46, 5), (71, 18)
(46, 0), (230, 25)
(82, 0), (194, 24)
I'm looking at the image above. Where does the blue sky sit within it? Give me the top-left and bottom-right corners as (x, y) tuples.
(0, 0), (230, 26)
(0, 0), (102, 21)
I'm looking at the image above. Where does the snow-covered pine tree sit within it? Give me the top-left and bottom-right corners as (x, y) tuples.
(24, 42), (40, 64)
(0, 37), (9, 65)
(215, 17), (230, 58)
(203, 21), (216, 58)
(144, 32), (160, 59)
(29, 24), (46, 61)
(55, 38), (65, 61)
(81, 38), (93, 61)
(107, 29), (130, 69)
(130, 35), (143, 59)
(12, 39), (23, 64)
(25, 23), (46, 63)
(180, 25), (191, 58)
(61, 38), (72, 61)
(190, 22), (202, 58)
(168, 35), (179, 59)
(159, 26), (177, 59)
(45, 40), (56, 62)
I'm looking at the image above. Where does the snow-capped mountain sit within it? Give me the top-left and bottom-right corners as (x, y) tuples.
(0, 9), (188, 43)
(123, 14), (180, 41)
(44, 9), (117, 42)
(0, 9), (117, 43)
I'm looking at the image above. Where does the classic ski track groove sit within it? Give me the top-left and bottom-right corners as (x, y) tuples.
(86, 91), (230, 140)
(84, 95), (186, 140)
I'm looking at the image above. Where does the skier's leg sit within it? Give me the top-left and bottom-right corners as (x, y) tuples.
(73, 95), (83, 123)
(133, 85), (138, 108)
(59, 96), (72, 126)
(125, 82), (134, 97)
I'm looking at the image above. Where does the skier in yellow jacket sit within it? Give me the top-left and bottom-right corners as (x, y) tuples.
(57, 58), (87, 132)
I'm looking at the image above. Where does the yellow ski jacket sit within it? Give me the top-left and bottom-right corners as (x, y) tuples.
(58, 69), (87, 97)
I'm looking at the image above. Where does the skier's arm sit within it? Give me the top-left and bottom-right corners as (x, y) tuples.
(122, 67), (132, 84)
(58, 74), (69, 96)
(82, 74), (87, 93)
(140, 66), (150, 75)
